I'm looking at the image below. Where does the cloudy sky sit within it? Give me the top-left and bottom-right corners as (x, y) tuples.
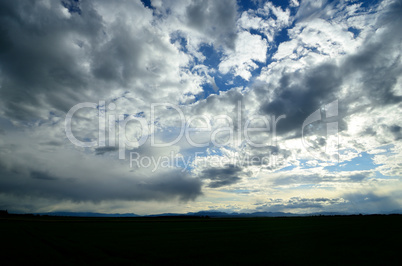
(0, 0), (401, 215)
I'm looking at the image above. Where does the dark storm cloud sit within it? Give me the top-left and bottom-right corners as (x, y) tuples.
(200, 164), (242, 188)
(0, 0), (162, 122)
(90, 23), (148, 86)
(348, 174), (366, 182)
(363, 124), (402, 142)
(0, 1), (104, 120)
(259, 63), (344, 138)
(40, 140), (64, 147)
(0, 166), (202, 203)
(30, 171), (58, 181)
(389, 125), (402, 141)
(342, 19), (402, 107)
(185, 0), (238, 50)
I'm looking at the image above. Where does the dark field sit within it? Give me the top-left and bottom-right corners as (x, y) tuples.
(1, 215), (401, 265)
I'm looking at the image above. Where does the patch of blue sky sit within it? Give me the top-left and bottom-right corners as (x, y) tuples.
(198, 43), (223, 67)
(274, 159), (321, 173)
(359, 0), (382, 9)
(195, 62), (252, 100)
(298, 159), (321, 170)
(276, 164), (297, 172)
(134, 111), (145, 118)
(372, 144), (395, 155)
(325, 152), (380, 172)
(238, 0), (295, 12)
(237, 0), (260, 11)
(193, 84), (215, 102)
(374, 171), (393, 179)
(188, 43), (227, 100)
(338, 148), (358, 155)
(266, 24), (293, 65)
(175, 156), (194, 172)
(348, 27), (361, 38)
(140, 0), (152, 9)
(182, 145), (217, 158)
(274, 26), (291, 43)
(62, 0), (81, 15)
(248, 28), (268, 42)
(269, 0), (294, 11)
(169, 33), (188, 53)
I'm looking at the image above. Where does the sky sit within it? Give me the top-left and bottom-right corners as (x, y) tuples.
(0, 0), (401, 215)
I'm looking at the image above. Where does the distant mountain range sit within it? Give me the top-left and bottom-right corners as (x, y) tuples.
(35, 212), (141, 217)
(30, 210), (386, 218)
(144, 211), (362, 218)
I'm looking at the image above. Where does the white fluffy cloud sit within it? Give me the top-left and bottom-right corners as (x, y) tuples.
(219, 31), (268, 80)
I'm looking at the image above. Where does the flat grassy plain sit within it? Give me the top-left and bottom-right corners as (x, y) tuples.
(1, 214), (401, 265)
